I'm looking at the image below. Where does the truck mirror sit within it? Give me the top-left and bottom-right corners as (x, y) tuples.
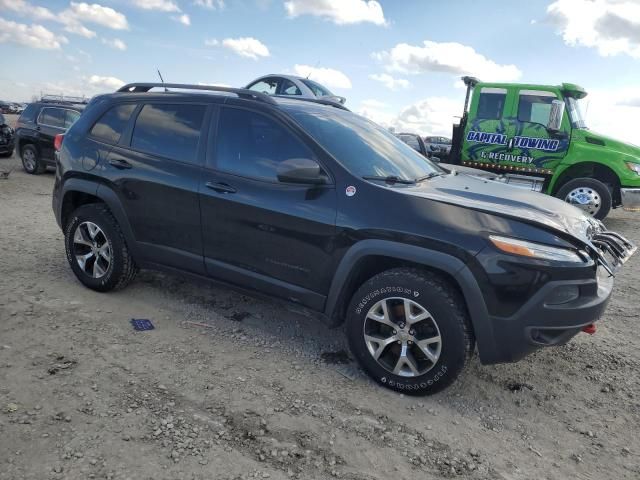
(547, 100), (565, 132)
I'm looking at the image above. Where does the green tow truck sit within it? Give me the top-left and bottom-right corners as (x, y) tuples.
(444, 76), (640, 219)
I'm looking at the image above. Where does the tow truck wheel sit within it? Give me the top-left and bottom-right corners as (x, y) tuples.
(556, 178), (612, 220)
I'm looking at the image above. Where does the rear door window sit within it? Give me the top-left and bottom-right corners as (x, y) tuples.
(38, 108), (65, 128)
(476, 88), (507, 120)
(131, 103), (206, 164)
(280, 79), (302, 96)
(90, 103), (136, 144)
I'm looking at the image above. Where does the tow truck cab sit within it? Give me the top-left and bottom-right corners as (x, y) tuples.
(448, 76), (640, 219)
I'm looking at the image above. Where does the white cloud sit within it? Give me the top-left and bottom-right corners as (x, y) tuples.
(87, 75), (125, 91)
(102, 38), (127, 50)
(0, 17), (67, 50)
(198, 81), (232, 87)
(204, 38), (219, 46)
(66, 2), (129, 30)
(221, 37), (270, 59)
(547, 0), (640, 58)
(373, 40), (522, 82)
(358, 96), (461, 137)
(132, 0), (180, 12)
(292, 64), (352, 89)
(284, 0), (386, 25)
(172, 13), (191, 25)
(194, 0), (225, 8)
(360, 99), (388, 109)
(64, 22), (96, 38)
(576, 86), (640, 145)
(369, 73), (410, 90)
(0, 0), (56, 21)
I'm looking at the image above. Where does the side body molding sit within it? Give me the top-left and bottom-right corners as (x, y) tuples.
(323, 239), (498, 363)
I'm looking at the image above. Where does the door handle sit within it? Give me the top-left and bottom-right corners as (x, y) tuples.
(109, 158), (132, 169)
(205, 181), (236, 194)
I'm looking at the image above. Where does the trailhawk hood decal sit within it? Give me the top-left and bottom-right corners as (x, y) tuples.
(407, 172), (594, 244)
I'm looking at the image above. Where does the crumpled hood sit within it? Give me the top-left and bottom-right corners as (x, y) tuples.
(405, 171), (596, 245)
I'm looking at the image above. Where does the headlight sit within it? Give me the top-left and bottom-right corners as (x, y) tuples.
(489, 235), (584, 263)
(626, 162), (640, 175)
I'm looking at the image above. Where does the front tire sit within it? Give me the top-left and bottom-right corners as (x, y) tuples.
(21, 144), (45, 174)
(346, 268), (474, 395)
(64, 204), (138, 292)
(556, 177), (612, 219)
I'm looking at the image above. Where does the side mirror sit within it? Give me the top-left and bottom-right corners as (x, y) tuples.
(277, 158), (327, 185)
(547, 99), (565, 132)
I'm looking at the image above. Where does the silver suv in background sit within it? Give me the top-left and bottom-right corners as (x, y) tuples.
(246, 74), (346, 105)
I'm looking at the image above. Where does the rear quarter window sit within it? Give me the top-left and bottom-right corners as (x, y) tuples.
(90, 103), (137, 144)
(19, 104), (38, 123)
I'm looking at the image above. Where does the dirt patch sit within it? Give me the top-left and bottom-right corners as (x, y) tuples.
(1, 159), (639, 479)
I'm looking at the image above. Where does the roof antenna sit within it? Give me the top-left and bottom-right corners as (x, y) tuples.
(157, 69), (168, 92)
(306, 61), (320, 79)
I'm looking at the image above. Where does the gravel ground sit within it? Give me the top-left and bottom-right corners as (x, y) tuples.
(1, 124), (639, 479)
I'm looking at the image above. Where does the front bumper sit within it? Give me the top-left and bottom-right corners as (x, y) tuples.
(0, 140), (14, 154)
(621, 187), (640, 211)
(483, 267), (613, 364)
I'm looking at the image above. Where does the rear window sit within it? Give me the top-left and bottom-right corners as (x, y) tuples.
(19, 104), (38, 123)
(90, 103), (136, 144)
(131, 103), (205, 164)
(39, 107), (65, 128)
(301, 79), (331, 97)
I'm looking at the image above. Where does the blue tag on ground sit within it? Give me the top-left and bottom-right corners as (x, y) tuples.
(131, 319), (155, 331)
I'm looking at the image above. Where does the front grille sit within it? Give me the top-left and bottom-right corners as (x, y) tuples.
(590, 229), (637, 275)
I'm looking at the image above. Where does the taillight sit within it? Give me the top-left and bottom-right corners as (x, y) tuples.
(54, 133), (64, 152)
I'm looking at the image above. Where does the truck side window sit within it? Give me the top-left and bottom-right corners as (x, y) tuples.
(518, 91), (557, 125)
(476, 88), (507, 120)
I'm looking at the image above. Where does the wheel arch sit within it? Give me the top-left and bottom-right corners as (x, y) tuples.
(60, 180), (139, 259)
(551, 161), (621, 206)
(323, 240), (498, 362)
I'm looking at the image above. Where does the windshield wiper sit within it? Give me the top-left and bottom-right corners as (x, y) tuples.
(414, 172), (446, 182)
(362, 175), (416, 185)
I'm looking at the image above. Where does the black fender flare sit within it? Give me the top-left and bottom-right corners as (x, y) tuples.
(58, 179), (139, 259)
(323, 239), (497, 363)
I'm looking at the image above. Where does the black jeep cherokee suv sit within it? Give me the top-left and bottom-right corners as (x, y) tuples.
(52, 83), (636, 395)
(16, 100), (84, 174)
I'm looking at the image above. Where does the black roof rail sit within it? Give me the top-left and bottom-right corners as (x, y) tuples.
(116, 83), (278, 105)
(273, 95), (350, 111)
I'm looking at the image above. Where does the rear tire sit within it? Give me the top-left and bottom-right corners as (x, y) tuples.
(21, 144), (45, 174)
(556, 177), (612, 219)
(64, 204), (138, 292)
(346, 268), (474, 395)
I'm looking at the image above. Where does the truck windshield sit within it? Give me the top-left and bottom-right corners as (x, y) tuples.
(284, 104), (440, 181)
(566, 97), (587, 129)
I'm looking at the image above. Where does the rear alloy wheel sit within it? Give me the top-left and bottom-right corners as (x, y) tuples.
(21, 144), (45, 174)
(65, 204), (138, 292)
(347, 268), (474, 395)
(556, 177), (612, 220)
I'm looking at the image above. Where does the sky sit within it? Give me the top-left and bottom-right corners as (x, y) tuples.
(1, 0), (640, 144)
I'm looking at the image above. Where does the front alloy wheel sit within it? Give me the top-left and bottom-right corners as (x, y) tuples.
(347, 268), (474, 395)
(364, 297), (442, 377)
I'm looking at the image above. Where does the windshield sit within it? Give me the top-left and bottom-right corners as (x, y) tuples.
(284, 104), (440, 181)
(566, 97), (587, 129)
(301, 79), (332, 97)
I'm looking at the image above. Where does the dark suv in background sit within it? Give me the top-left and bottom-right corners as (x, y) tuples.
(52, 83), (635, 395)
(16, 99), (85, 174)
